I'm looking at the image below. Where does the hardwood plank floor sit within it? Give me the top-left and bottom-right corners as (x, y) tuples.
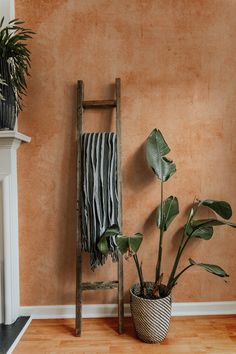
(14, 316), (236, 354)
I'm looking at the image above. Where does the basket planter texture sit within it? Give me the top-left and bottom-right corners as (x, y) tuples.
(0, 59), (16, 130)
(130, 282), (172, 343)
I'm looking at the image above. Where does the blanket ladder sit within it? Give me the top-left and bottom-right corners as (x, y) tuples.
(76, 78), (124, 336)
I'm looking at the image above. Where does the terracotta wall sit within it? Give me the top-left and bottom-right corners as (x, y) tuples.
(15, 0), (236, 306)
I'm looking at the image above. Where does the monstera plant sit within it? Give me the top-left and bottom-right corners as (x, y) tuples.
(98, 129), (236, 343)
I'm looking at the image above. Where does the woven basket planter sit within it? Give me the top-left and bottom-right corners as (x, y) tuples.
(0, 59), (16, 130)
(130, 282), (172, 343)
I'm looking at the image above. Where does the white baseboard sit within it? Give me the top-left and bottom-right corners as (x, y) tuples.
(173, 301), (236, 316)
(19, 304), (130, 319)
(19, 301), (236, 320)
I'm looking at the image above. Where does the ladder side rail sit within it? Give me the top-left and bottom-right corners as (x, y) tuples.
(76, 80), (84, 336)
(115, 78), (124, 334)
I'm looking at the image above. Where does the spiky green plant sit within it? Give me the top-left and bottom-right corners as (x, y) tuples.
(98, 129), (236, 299)
(0, 17), (35, 112)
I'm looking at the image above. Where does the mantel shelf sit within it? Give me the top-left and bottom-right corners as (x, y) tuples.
(0, 131), (31, 143)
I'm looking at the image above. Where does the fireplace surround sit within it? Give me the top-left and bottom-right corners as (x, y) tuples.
(0, 131), (30, 325)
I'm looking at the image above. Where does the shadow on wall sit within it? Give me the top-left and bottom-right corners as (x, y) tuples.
(55, 83), (77, 304)
(143, 206), (156, 235)
(83, 82), (117, 133)
(124, 142), (154, 191)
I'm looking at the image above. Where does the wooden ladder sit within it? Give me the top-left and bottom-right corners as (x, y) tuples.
(75, 78), (124, 336)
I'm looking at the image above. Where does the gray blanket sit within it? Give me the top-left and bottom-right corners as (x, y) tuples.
(81, 132), (119, 270)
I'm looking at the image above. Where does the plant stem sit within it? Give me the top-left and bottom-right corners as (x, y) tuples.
(167, 200), (200, 290)
(167, 264), (193, 290)
(156, 181), (164, 283)
(167, 232), (185, 287)
(174, 264), (193, 282)
(133, 254), (145, 295)
(167, 232), (192, 288)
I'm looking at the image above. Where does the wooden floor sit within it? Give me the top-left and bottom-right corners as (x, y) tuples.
(14, 316), (236, 354)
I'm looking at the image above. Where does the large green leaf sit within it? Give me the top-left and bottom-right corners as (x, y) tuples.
(156, 196), (179, 231)
(97, 225), (120, 256)
(191, 218), (236, 229)
(97, 236), (109, 256)
(185, 218), (236, 238)
(200, 199), (232, 220)
(98, 227), (143, 256)
(116, 233), (143, 255)
(102, 224), (120, 237)
(116, 236), (129, 254)
(191, 226), (214, 240)
(189, 258), (229, 278)
(129, 233), (143, 253)
(146, 129), (176, 182)
(184, 205), (197, 235)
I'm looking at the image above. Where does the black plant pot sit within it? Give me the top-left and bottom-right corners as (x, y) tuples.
(0, 59), (16, 130)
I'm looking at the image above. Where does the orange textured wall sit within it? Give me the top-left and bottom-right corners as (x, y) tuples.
(16, 0), (236, 306)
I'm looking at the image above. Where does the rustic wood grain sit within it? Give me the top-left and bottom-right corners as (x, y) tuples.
(75, 79), (124, 336)
(14, 316), (236, 354)
(75, 80), (84, 337)
(82, 281), (118, 290)
(115, 78), (124, 334)
(83, 99), (116, 109)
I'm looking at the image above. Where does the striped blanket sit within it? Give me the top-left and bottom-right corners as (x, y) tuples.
(81, 132), (119, 270)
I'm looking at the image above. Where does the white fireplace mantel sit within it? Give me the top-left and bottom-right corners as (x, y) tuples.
(0, 130), (31, 325)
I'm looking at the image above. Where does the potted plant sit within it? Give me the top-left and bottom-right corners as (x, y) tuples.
(0, 17), (34, 130)
(98, 129), (236, 343)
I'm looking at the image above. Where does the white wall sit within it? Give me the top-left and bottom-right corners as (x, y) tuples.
(0, 183), (3, 323)
(0, 0), (15, 23)
(0, 0), (15, 324)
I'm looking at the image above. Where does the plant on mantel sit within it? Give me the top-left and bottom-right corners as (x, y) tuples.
(0, 17), (35, 130)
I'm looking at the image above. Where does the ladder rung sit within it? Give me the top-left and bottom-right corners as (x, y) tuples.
(82, 100), (116, 109)
(81, 281), (118, 290)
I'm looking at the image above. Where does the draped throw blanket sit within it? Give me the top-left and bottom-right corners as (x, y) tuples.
(81, 132), (119, 270)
